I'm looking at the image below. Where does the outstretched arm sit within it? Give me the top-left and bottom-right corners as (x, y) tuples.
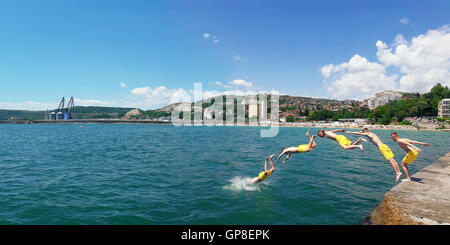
(331, 129), (345, 133)
(406, 142), (422, 152)
(346, 131), (368, 136)
(408, 139), (430, 146)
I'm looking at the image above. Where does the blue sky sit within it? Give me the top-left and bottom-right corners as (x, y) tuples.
(1, 0), (449, 110)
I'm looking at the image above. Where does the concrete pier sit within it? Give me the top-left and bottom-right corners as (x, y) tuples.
(367, 152), (450, 225)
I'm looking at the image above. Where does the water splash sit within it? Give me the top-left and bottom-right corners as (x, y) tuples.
(222, 176), (266, 191)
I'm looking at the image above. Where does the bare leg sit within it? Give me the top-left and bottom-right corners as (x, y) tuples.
(275, 147), (297, 165)
(264, 157), (268, 172)
(281, 153), (291, 166)
(307, 135), (317, 151)
(275, 150), (287, 166)
(352, 137), (367, 145)
(401, 161), (412, 181)
(268, 154), (275, 170)
(306, 128), (311, 140)
(388, 158), (403, 182)
(342, 144), (364, 151)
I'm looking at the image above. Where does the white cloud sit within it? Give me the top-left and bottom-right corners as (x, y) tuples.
(131, 86), (152, 96)
(128, 86), (192, 109)
(203, 33), (220, 43)
(229, 79), (253, 88)
(0, 86), (272, 111)
(400, 17), (410, 24)
(376, 25), (450, 92)
(321, 25), (450, 98)
(120, 82), (127, 88)
(0, 98), (118, 111)
(215, 81), (231, 88)
(393, 34), (408, 46)
(233, 54), (248, 63)
(73, 98), (118, 107)
(320, 64), (335, 78)
(0, 101), (58, 111)
(127, 84), (265, 109)
(321, 55), (397, 99)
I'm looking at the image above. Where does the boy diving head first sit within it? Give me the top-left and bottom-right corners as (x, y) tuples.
(274, 128), (317, 167)
(250, 154), (276, 184)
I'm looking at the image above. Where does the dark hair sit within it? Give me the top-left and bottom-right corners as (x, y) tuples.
(391, 132), (398, 136)
(317, 129), (325, 137)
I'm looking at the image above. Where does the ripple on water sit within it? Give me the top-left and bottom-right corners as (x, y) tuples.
(0, 124), (448, 224)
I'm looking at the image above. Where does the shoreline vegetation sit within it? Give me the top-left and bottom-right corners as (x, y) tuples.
(1, 84), (449, 131)
(1, 119), (449, 132)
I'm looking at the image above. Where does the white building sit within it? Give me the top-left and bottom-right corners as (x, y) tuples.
(259, 99), (267, 120)
(248, 104), (259, 119)
(438, 99), (450, 118)
(367, 90), (403, 109)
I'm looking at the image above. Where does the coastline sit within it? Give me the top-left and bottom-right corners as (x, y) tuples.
(0, 119), (171, 125)
(1, 119), (449, 132)
(365, 152), (450, 225)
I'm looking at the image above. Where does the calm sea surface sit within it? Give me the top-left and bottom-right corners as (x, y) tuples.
(0, 124), (448, 224)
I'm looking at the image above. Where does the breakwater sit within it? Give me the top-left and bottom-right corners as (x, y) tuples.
(367, 152), (450, 225)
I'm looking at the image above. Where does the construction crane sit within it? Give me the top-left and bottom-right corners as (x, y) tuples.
(45, 97), (75, 120)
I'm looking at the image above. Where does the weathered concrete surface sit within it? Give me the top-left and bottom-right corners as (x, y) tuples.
(368, 152), (450, 225)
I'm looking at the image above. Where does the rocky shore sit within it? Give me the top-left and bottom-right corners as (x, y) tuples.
(366, 152), (450, 225)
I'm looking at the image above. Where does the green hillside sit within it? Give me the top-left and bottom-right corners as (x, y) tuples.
(0, 106), (134, 120)
(70, 106), (134, 119)
(0, 110), (44, 120)
(370, 83), (450, 124)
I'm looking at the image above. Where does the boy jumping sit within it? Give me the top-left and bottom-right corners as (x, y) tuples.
(346, 128), (403, 182)
(391, 132), (430, 181)
(251, 154), (276, 184)
(317, 129), (366, 151)
(275, 129), (317, 167)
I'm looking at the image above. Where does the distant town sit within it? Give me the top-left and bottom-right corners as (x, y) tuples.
(1, 83), (449, 130)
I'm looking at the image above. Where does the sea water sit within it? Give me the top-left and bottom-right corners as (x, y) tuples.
(0, 124), (448, 224)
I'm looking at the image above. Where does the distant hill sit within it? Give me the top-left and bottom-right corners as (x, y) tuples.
(70, 106), (134, 119)
(0, 109), (44, 120)
(0, 106), (135, 121)
(0, 94), (366, 121)
(1, 85), (446, 123)
(150, 94), (363, 117)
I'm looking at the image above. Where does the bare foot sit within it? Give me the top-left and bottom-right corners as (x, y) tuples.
(401, 178), (412, 182)
(359, 137), (367, 143)
(269, 154), (275, 159)
(359, 145), (364, 151)
(395, 173), (403, 182)
(306, 128), (310, 137)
